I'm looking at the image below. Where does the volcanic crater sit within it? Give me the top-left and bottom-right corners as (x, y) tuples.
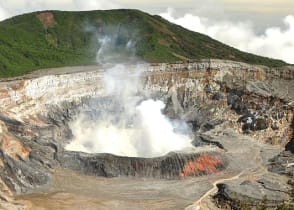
(0, 59), (293, 209)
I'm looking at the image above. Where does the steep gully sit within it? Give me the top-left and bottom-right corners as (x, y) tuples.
(0, 59), (293, 209)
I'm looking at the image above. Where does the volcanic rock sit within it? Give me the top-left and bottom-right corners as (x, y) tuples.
(0, 59), (293, 209)
(58, 151), (227, 178)
(214, 174), (289, 209)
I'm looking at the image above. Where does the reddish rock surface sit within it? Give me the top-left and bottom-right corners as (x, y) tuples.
(37, 12), (55, 28)
(0, 122), (31, 160)
(180, 154), (222, 177)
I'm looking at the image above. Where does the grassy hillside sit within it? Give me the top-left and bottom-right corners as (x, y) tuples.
(0, 9), (287, 77)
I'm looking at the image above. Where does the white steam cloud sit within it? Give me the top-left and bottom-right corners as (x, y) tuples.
(66, 99), (192, 157)
(66, 64), (193, 157)
(96, 36), (112, 63)
(160, 8), (294, 64)
(96, 35), (136, 64)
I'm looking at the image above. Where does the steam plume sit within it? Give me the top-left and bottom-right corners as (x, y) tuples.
(66, 63), (193, 157)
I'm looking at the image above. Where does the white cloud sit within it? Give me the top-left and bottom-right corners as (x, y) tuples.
(0, 4), (9, 20)
(160, 8), (294, 64)
(72, 0), (119, 11)
(0, 0), (120, 21)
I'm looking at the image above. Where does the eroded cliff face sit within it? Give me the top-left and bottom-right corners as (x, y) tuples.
(0, 59), (293, 209)
(145, 60), (293, 144)
(1, 60), (293, 138)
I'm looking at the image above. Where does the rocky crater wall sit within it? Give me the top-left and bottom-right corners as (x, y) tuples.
(0, 59), (293, 209)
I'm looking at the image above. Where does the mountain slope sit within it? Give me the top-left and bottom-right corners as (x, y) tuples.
(0, 9), (287, 77)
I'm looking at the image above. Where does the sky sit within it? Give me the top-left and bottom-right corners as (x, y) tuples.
(0, 0), (293, 63)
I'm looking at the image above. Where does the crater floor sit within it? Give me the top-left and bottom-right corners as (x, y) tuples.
(15, 126), (285, 210)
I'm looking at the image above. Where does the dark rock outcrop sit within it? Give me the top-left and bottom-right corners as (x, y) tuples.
(269, 118), (294, 177)
(213, 176), (289, 209)
(58, 151), (227, 179)
(285, 119), (294, 153)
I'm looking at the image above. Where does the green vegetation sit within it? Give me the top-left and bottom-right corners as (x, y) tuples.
(0, 9), (288, 78)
